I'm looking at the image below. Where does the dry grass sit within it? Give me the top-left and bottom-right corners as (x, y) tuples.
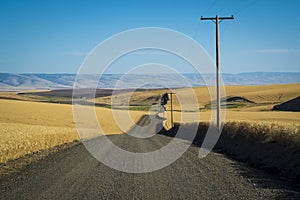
(223, 83), (300, 104)
(0, 123), (78, 163)
(0, 99), (146, 163)
(2, 83), (299, 111)
(93, 83), (300, 112)
(191, 83), (300, 105)
(0, 90), (50, 101)
(163, 110), (300, 125)
(159, 83), (300, 126)
(223, 120), (300, 147)
(94, 90), (161, 106)
(1, 82), (299, 164)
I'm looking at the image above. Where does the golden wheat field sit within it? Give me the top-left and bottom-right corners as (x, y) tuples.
(223, 120), (300, 146)
(0, 83), (299, 163)
(166, 83), (300, 110)
(163, 110), (300, 126)
(161, 83), (300, 126)
(94, 83), (300, 111)
(0, 99), (145, 163)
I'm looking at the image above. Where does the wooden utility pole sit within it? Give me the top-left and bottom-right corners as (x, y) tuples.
(200, 15), (234, 131)
(169, 92), (175, 128)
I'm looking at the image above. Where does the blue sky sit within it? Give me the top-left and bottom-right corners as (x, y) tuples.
(0, 0), (299, 74)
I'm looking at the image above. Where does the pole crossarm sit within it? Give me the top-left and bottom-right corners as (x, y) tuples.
(200, 15), (234, 21)
(201, 15), (234, 24)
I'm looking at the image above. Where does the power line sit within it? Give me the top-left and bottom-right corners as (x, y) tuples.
(202, 0), (218, 15)
(233, 0), (259, 15)
(192, 0), (219, 41)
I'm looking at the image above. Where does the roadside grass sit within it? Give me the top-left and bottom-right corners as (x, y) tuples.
(177, 120), (300, 178)
(168, 110), (300, 125)
(179, 120), (300, 148)
(223, 121), (300, 147)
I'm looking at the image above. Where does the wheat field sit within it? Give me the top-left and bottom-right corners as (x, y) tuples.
(0, 99), (145, 163)
(223, 120), (300, 146)
(0, 123), (77, 163)
(93, 83), (300, 111)
(168, 83), (300, 110)
(0, 83), (299, 163)
(163, 110), (300, 127)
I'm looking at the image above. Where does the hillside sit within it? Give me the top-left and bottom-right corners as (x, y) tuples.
(273, 96), (300, 112)
(0, 72), (300, 90)
(1, 83), (299, 113)
(106, 83), (300, 111)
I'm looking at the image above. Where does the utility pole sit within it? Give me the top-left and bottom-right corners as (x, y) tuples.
(169, 91), (175, 128)
(200, 15), (234, 131)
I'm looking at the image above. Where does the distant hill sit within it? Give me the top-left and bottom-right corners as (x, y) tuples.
(0, 72), (299, 90)
(273, 96), (300, 112)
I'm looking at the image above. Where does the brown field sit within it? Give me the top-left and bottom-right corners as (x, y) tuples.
(0, 83), (299, 164)
(166, 83), (300, 110)
(1, 83), (299, 110)
(92, 83), (300, 111)
(161, 83), (300, 126)
(222, 120), (300, 146)
(0, 99), (145, 163)
(163, 110), (300, 128)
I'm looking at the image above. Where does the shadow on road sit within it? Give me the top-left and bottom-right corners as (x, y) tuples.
(2, 114), (300, 199)
(158, 122), (300, 198)
(231, 161), (300, 199)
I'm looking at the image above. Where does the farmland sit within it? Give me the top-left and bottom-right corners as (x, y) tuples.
(0, 99), (145, 163)
(0, 82), (299, 164)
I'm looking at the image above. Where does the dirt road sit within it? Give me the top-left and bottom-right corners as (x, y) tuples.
(1, 115), (300, 199)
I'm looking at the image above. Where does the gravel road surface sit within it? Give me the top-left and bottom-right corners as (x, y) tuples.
(1, 115), (300, 199)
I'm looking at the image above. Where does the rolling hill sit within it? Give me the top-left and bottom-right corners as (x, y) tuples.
(0, 72), (300, 90)
(273, 96), (300, 112)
